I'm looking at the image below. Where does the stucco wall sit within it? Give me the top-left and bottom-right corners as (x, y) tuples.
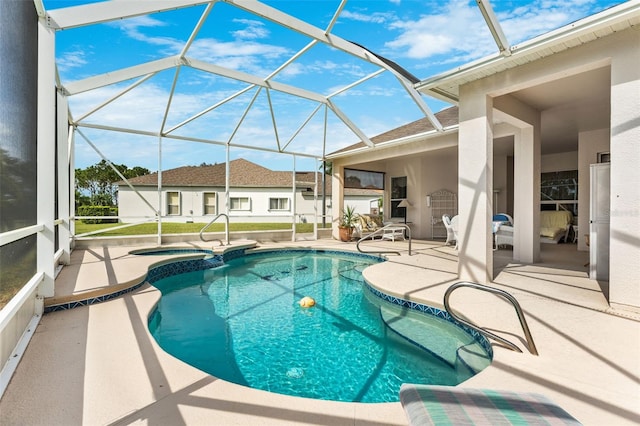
(577, 129), (609, 252)
(542, 151), (578, 173)
(608, 27), (640, 310)
(118, 186), (325, 224)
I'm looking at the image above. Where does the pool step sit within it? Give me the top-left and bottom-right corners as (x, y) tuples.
(379, 305), (490, 374)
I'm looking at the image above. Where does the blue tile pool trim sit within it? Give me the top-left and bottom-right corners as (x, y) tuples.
(44, 248), (245, 313)
(44, 280), (150, 312)
(243, 248), (385, 264)
(130, 248), (216, 256)
(363, 281), (494, 359)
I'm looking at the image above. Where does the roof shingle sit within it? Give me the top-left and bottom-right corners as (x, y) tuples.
(122, 158), (312, 187)
(331, 105), (458, 155)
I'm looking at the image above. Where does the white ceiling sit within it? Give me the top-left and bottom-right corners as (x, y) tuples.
(510, 66), (611, 155)
(491, 66), (611, 156)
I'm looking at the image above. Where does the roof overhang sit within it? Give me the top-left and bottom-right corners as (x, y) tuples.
(326, 125), (459, 161)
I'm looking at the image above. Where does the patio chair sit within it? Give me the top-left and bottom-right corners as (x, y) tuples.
(442, 214), (459, 249)
(495, 224), (514, 248)
(494, 213), (514, 248)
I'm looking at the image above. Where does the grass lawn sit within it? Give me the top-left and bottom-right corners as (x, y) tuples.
(75, 221), (331, 236)
(0, 222), (332, 309)
(0, 249), (36, 310)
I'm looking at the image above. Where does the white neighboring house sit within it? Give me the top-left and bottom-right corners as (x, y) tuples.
(117, 158), (381, 224)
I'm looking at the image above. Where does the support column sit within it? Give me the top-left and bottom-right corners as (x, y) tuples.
(56, 93), (71, 265)
(331, 163), (345, 240)
(291, 155), (296, 242)
(609, 34), (640, 310)
(513, 126), (541, 263)
(458, 88), (493, 283)
(494, 95), (541, 264)
(37, 19), (56, 299)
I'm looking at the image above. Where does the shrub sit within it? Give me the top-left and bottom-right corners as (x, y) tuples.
(77, 205), (118, 224)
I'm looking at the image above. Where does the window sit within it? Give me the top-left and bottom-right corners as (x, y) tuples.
(269, 198), (289, 211)
(390, 176), (407, 218)
(203, 192), (216, 215)
(344, 168), (385, 190)
(166, 191), (180, 215)
(230, 197), (250, 211)
(541, 170), (578, 217)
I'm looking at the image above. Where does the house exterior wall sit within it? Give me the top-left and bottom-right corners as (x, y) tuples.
(608, 28), (640, 310)
(331, 131), (459, 239)
(542, 152), (578, 173)
(117, 185), (372, 225)
(419, 147), (458, 239)
(458, 88), (497, 282)
(118, 186), (322, 223)
(493, 153), (511, 216)
(330, 24), (639, 310)
(458, 26), (639, 306)
(578, 129), (609, 252)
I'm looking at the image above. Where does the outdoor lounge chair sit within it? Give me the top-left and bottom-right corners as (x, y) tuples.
(493, 213), (514, 248)
(400, 384), (582, 425)
(494, 211), (573, 248)
(353, 214), (384, 239)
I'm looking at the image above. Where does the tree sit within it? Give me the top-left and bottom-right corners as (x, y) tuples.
(0, 148), (36, 232)
(75, 160), (150, 207)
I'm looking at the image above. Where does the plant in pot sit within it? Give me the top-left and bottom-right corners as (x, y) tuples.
(338, 205), (358, 242)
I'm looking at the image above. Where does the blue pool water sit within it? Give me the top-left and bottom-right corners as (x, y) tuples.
(148, 250), (490, 403)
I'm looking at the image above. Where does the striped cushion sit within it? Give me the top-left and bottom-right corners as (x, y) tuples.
(400, 384), (582, 425)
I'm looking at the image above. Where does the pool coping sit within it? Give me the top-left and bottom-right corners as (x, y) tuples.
(4, 240), (638, 426)
(44, 241), (258, 311)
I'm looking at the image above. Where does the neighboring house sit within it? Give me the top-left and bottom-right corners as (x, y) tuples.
(328, 5), (639, 312)
(117, 158), (381, 224)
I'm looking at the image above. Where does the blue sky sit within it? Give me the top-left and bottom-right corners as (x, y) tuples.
(44, 0), (622, 173)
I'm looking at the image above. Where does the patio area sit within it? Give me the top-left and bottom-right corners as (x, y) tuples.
(1, 238), (638, 425)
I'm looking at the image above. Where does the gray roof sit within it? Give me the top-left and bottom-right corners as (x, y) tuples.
(123, 158), (309, 187)
(331, 106), (458, 155)
(119, 158), (381, 197)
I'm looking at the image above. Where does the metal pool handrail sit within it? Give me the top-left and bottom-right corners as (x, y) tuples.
(199, 213), (230, 245)
(444, 281), (539, 355)
(356, 223), (412, 256)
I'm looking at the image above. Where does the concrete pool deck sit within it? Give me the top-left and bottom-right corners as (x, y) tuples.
(1, 238), (639, 425)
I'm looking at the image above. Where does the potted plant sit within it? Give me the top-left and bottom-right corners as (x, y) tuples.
(338, 205), (358, 242)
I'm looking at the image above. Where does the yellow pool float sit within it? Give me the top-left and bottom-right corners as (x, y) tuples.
(299, 296), (316, 308)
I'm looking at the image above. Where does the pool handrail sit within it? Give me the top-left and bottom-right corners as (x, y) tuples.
(199, 213), (230, 245)
(356, 223), (412, 256)
(444, 281), (539, 355)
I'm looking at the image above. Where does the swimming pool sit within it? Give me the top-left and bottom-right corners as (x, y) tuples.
(148, 249), (491, 403)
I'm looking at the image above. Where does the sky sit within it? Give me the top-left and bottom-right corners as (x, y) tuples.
(43, 0), (623, 173)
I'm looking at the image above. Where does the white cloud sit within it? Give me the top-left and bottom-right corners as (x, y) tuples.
(56, 48), (89, 73)
(498, 0), (597, 44)
(382, 0), (605, 62)
(231, 19), (270, 40)
(340, 10), (392, 24)
(385, 1), (492, 60)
